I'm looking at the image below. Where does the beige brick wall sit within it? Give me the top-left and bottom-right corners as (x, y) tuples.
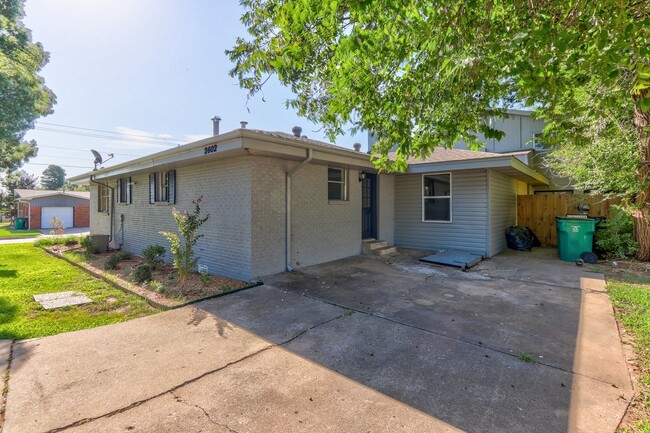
(90, 157), (253, 281)
(89, 154), (364, 281)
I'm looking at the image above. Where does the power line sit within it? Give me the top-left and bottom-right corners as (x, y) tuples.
(34, 127), (181, 147)
(37, 144), (143, 157)
(37, 121), (188, 143)
(23, 162), (93, 169)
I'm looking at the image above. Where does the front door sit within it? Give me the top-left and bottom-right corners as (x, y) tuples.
(361, 173), (377, 239)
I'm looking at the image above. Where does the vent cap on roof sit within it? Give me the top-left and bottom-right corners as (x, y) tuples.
(292, 126), (302, 137)
(211, 116), (222, 136)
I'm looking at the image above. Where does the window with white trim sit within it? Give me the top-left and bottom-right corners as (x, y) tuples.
(328, 167), (348, 201)
(422, 173), (451, 222)
(116, 177), (132, 204)
(149, 170), (176, 204)
(98, 184), (110, 213)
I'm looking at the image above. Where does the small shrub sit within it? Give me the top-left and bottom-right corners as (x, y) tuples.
(167, 273), (175, 281)
(142, 244), (166, 269)
(199, 274), (211, 285)
(220, 284), (233, 293)
(160, 196), (210, 289)
(80, 235), (93, 256)
(149, 280), (166, 293)
(133, 264), (152, 284)
(103, 255), (121, 270)
(114, 250), (133, 261)
(49, 216), (65, 236)
(595, 206), (637, 259)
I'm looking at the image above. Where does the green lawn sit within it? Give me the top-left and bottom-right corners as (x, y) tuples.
(608, 279), (650, 432)
(0, 221), (42, 238)
(0, 244), (159, 340)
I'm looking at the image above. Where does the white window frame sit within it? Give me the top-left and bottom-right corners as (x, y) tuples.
(154, 172), (168, 203)
(328, 167), (348, 201)
(421, 173), (452, 223)
(98, 184), (110, 213)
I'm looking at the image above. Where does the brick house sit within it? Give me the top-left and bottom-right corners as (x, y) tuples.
(15, 189), (90, 229)
(68, 126), (548, 282)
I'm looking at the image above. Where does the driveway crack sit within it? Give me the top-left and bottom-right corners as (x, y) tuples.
(171, 391), (240, 433)
(49, 344), (274, 432)
(279, 314), (345, 346)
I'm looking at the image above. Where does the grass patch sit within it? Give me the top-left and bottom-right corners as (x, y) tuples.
(0, 244), (159, 340)
(608, 279), (650, 432)
(0, 221), (41, 238)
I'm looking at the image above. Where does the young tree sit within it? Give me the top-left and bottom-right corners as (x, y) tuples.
(40, 164), (66, 190)
(0, 0), (56, 172)
(228, 0), (650, 258)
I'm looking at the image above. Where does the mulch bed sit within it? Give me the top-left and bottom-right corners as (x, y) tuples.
(45, 243), (251, 308)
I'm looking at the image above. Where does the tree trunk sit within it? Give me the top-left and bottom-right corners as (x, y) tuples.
(633, 88), (650, 261)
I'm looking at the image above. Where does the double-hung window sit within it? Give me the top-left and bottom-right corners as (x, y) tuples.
(116, 177), (132, 204)
(422, 173), (451, 222)
(328, 167), (348, 201)
(149, 170), (176, 204)
(98, 184), (110, 213)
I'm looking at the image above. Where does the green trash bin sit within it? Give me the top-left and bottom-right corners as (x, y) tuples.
(556, 217), (596, 262)
(14, 217), (27, 230)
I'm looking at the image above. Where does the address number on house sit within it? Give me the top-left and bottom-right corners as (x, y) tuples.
(204, 145), (218, 154)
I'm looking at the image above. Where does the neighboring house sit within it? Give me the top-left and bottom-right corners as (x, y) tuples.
(368, 109), (573, 192)
(14, 189), (90, 229)
(68, 124), (549, 282)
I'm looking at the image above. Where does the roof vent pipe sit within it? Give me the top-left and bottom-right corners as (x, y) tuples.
(211, 116), (221, 136)
(292, 126), (302, 137)
(240, 121), (248, 129)
(353, 142), (362, 152)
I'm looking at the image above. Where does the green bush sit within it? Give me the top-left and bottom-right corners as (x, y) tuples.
(35, 235), (83, 247)
(595, 206), (637, 259)
(103, 254), (121, 270)
(114, 250), (133, 261)
(133, 264), (152, 284)
(80, 235), (93, 256)
(142, 244), (166, 269)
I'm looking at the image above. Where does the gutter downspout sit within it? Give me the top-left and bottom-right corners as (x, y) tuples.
(90, 175), (114, 243)
(286, 149), (312, 271)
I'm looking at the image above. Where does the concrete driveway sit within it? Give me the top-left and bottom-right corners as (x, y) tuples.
(2, 248), (632, 432)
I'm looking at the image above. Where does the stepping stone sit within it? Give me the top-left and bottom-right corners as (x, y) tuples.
(34, 292), (93, 310)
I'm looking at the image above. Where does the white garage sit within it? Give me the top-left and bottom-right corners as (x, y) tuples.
(41, 207), (74, 228)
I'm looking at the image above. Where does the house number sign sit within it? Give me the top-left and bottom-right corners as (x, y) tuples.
(204, 145), (218, 154)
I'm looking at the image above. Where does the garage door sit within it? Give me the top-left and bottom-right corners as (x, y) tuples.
(41, 207), (74, 228)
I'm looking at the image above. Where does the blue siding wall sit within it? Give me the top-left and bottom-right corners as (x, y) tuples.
(394, 170), (488, 255)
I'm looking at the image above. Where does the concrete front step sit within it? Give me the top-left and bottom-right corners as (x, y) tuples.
(362, 240), (396, 256)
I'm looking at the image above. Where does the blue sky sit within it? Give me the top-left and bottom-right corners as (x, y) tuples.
(21, 0), (363, 180)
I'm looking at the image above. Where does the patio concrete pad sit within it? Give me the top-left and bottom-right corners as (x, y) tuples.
(199, 284), (346, 344)
(34, 291), (93, 309)
(69, 392), (232, 433)
(4, 307), (271, 433)
(173, 346), (460, 433)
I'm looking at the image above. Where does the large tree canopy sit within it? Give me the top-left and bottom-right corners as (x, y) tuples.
(40, 164), (65, 190)
(229, 0), (650, 257)
(0, 0), (55, 172)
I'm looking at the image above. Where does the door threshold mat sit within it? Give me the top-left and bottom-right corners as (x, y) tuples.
(419, 249), (484, 270)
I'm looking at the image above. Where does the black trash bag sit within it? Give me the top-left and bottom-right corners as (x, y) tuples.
(528, 227), (542, 247)
(505, 226), (538, 252)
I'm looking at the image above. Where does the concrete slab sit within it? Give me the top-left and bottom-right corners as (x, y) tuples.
(70, 392), (233, 433)
(198, 284), (345, 344)
(4, 307), (271, 433)
(0, 340), (12, 379)
(173, 347), (461, 433)
(33, 291), (76, 302)
(39, 295), (93, 309)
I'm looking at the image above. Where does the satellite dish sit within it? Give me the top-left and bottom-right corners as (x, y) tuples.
(91, 149), (103, 170)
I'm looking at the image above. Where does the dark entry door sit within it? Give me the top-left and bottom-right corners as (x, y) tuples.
(361, 173), (377, 239)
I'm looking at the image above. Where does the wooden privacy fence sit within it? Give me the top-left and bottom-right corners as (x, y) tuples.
(517, 194), (621, 247)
